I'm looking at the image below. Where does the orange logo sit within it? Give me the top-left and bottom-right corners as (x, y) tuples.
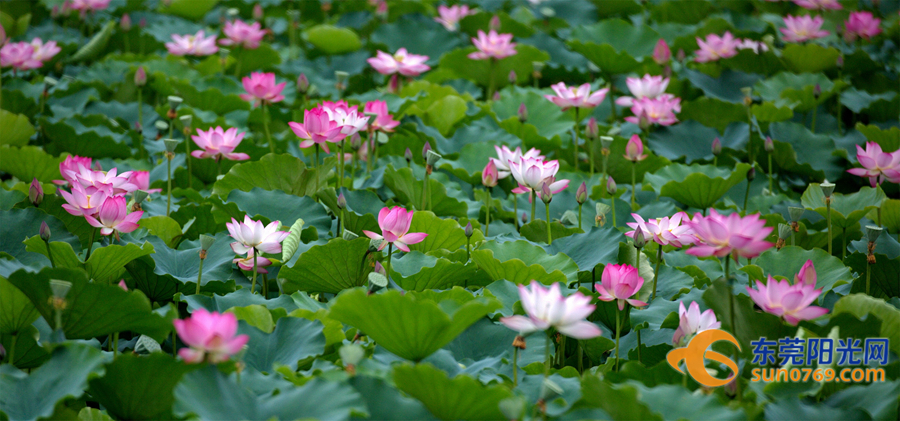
(666, 329), (741, 387)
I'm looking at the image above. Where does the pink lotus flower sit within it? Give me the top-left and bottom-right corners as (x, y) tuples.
(191, 127), (251, 161)
(500, 282), (602, 339)
(367, 48), (431, 77)
(545, 82), (609, 110)
(509, 157), (569, 196)
(0, 42), (41, 71)
(322, 101), (370, 136)
(54, 155), (93, 186)
(623, 134), (648, 162)
(596, 264), (648, 310)
(735, 38), (769, 53)
(289, 107), (347, 153)
(846, 142), (900, 187)
(173, 308), (249, 364)
(67, 167), (137, 196)
(219, 19), (267, 49)
(60, 183), (108, 217)
(694, 32), (739, 63)
(794, 260), (817, 286)
(468, 30), (517, 60)
(616, 75), (669, 107)
(652, 39), (671, 65)
(233, 249), (272, 274)
(490, 145), (544, 179)
(126, 170), (162, 194)
(118, 280), (128, 290)
(28, 38), (60, 63)
(226, 215), (289, 255)
(84, 195), (143, 236)
(792, 0), (841, 10)
(364, 100), (400, 132)
(165, 30), (219, 56)
(482, 160), (499, 187)
(747, 276), (829, 325)
(240, 72), (286, 106)
(68, 0), (111, 12)
(672, 301), (720, 346)
(435, 4), (476, 31)
(363, 207), (428, 252)
(780, 15), (829, 43)
(625, 212), (696, 248)
(844, 12), (882, 42)
(625, 96), (680, 127)
(686, 210), (774, 259)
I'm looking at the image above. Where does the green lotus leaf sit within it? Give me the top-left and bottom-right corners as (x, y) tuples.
(472, 240), (579, 286)
(85, 241), (155, 284)
(781, 43), (841, 74)
(304, 24), (362, 55)
(88, 353), (195, 421)
(748, 246), (852, 294)
(800, 184), (886, 229)
(383, 166), (468, 218)
(0, 145), (66, 183)
(832, 294), (900, 355)
(159, 0), (218, 20)
(237, 317), (326, 372)
(855, 123), (900, 152)
(213, 153), (333, 198)
(578, 376), (662, 421)
(390, 252), (477, 291)
(643, 163), (751, 209)
(519, 220), (583, 244)
(0, 110), (35, 147)
(392, 363), (513, 420)
(279, 237), (373, 295)
(0, 276), (39, 335)
(678, 97), (747, 132)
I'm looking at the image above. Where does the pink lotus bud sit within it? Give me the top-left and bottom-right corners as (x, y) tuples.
(375, 1), (388, 19)
(296, 73), (309, 93)
(121, 13), (132, 31)
(814, 84), (821, 99)
(464, 222), (473, 238)
(134, 66), (147, 86)
(490, 15), (501, 31)
(51, 5), (60, 18)
(836, 55), (844, 68)
(652, 38), (670, 65)
(363, 207), (428, 252)
(135, 122), (143, 134)
(139, 17), (147, 28)
(517, 103), (528, 122)
(596, 264), (648, 310)
(576, 182), (587, 204)
(388, 74), (400, 94)
(482, 160), (499, 187)
(337, 192), (347, 209)
(764, 136), (774, 153)
(623, 134), (647, 162)
(676, 48), (685, 62)
(40, 221), (51, 241)
(374, 261), (386, 275)
(253, 4), (264, 20)
(30, 178), (43, 206)
(606, 176), (617, 195)
(637, 110), (651, 131)
(522, 212), (527, 223)
(422, 142), (431, 159)
(493, 91), (501, 101)
(712, 137), (722, 156)
(585, 117), (598, 140)
(118, 280), (128, 291)
(794, 260), (817, 286)
(508, 70), (517, 83)
(404, 147), (413, 163)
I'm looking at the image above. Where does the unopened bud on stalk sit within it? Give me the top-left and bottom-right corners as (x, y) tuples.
(836, 55), (844, 68)
(518, 103), (528, 122)
(606, 176), (617, 195)
(253, 3), (264, 20)
(121, 13), (132, 31)
(676, 48), (685, 62)
(576, 182), (587, 205)
(522, 212), (528, 224)
(747, 167), (756, 181)
(633, 226), (646, 248)
(404, 147), (413, 164)
(764, 136), (774, 153)
(465, 222), (473, 238)
(813, 84), (821, 100)
(493, 91), (501, 101)
(296, 73), (309, 94)
(422, 142), (431, 159)
(337, 192), (347, 210)
(652, 38), (671, 65)
(712, 137), (722, 156)
(585, 117), (599, 140)
(508, 70), (517, 84)
(134, 66), (146, 86)
(489, 15), (500, 31)
(30, 178), (43, 206)
(540, 182), (552, 204)
(40, 221), (51, 241)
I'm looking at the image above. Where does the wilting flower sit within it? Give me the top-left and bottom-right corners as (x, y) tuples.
(61, 183), (108, 217)
(173, 309), (249, 364)
(625, 212), (696, 248)
(165, 30), (219, 56)
(844, 12), (882, 42)
(672, 301), (720, 346)
(367, 48), (431, 77)
(233, 249), (272, 274)
(694, 32), (739, 63)
(623, 134), (648, 162)
(468, 30), (517, 60)
(686, 210), (774, 259)
(491, 145), (544, 179)
(364, 100), (400, 132)
(28, 38), (60, 63)
(780, 15), (829, 43)
(84, 195), (143, 236)
(226, 215), (289, 255)
(191, 127), (251, 161)
(0, 42), (41, 71)
(747, 276), (829, 325)
(500, 282), (602, 339)
(482, 160), (499, 187)
(219, 19), (267, 49)
(322, 101), (370, 136)
(435, 4), (476, 31)
(596, 264), (648, 310)
(544, 82), (609, 110)
(794, 260), (817, 286)
(792, 0), (841, 10)
(240, 72), (286, 106)
(363, 207), (428, 252)
(616, 75), (670, 108)
(846, 142), (900, 187)
(509, 157), (569, 196)
(625, 96), (680, 127)
(289, 107), (347, 153)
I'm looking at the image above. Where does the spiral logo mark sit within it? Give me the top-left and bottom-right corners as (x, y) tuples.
(666, 329), (741, 387)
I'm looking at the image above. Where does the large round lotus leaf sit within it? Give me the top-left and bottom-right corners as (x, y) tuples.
(392, 363), (513, 421)
(88, 353), (194, 421)
(438, 45), (550, 92)
(279, 237), (374, 294)
(472, 240), (579, 286)
(801, 184), (886, 229)
(304, 25), (362, 55)
(781, 44), (841, 74)
(329, 288), (500, 361)
(643, 163), (751, 209)
(749, 246), (852, 294)
(833, 294), (900, 356)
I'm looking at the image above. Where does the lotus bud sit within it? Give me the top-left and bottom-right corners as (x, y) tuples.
(482, 160), (499, 188)
(813, 84), (821, 100)
(29, 178), (43, 206)
(403, 147), (413, 165)
(135, 122), (143, 134)
(51, 5), (60, 18)
(40, 221), (51, 241)
(465, 222), (473, 238)
(334, 70), (349, 91)
(606, 176), (617, 195)
(342, 230), (359, 241)
(747, 167), (756, 181)
(676, 48), (685, 62)
(167, 95), (183, 111)
(375, 1), (388, 19)
(637, 110), (650, 131)
(253, 3), (264, 20)
(489, 15), (501, 31)
(121, 13), (132, 31)
(836, 55), (844, 69)
(712, 137), (722, 156)
(139, 17), (146, 28)
(522, 212), (528, 224)
(134, 66), (146, 86)
(585, 117), (599, 140)
(561, 210), (578, 226)
(499, 397), (527, 421)
(819, 180), (835, 198)
(118, 280), (128, 291)
(518, 103), (528, 123)
(508, 70), (517, 84)
(296, 73), (309, 94)
(764, 136), (774, 153)
(576, 182), (587, 205)
(332, 192), (346, 211)
(422, 142), (431, 159)
(164, 139), (179, 156)
(388, 74), (400, 94)
(624, 134), (645, 162)
(426, 149), (441, 167)
(652, 38), (671, 65)
(340, 343), (365, 368)
(633, 225), (646, 248)
(493, 91), (501, 101)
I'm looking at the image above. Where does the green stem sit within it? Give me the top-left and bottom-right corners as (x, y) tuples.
(263, 102), (274, 155)
(726, 253), (742, 402)
(45, 240), (56, 268)
(113, 332), (119, 358)
(86, 228), (98, 260)
(485, 188), (491, 237)
(768, 153), (774, 192)
(251, 247), (258, 294)
(513, 345), (519, 387)
(841, 229), (846, 260)
(314, 144), (320, 195)
(573, 108), (580, 170)
(262, 273), (268, 298)
(636, 328), (642, 365)
(791, 230), (795, 247)
(545, 202), (552, 245)
(514, 195), (519, 231)
(465, 235), (471, 262)
(558, 335), (566, 367)
(196, 257), (204, 295)
(217, 158), (223, 180)
(530, 190), (536, 223)
(607, 79), (617, 124)
(611, 198), (616, 228)
(652, 246), (662, 302)
(811, 107), (817, 134)
(339, 139), (345, 192)
(136, 90), (145, 158)
(421, 171), (429, 211)
(866, 262), (871, 295)
(577, 343), (584, 374)
(615, 306), (621, 371)
(340, 209), (345, 237)
(713, 156), (717, 167)
(171, 332), (176, 357)
(487, 58), (497, 101)
(543, 334), (551, 380)
(602, 154), (609, 185)
(631, 161), (636, 210)
(386, 243), (394, 284)
(578, 204), (582, 231)
(185, 126), (192, 190)
(742, 176), (751, 214)
(166, 156), (173, 216)
(826, 200), (832, 255)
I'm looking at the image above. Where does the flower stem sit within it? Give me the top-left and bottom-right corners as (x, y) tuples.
(216, 158), (223, 179)
(45, 240), (56, 268)
(652, 245), (662, 302)
(421, 171), (429, 211)
(251, 247), (258, 294)
(713, 156), (717, 167)
(767, 153), (774, 192)
(607, 79), (616, 124)
(185, 128), (192, 191)
(514, 195), (520, 231)
(573, 108), (580, 170)
(263, 102), (274, 155)
(630, 161), (636, 210)
(485, 187), (491, 237)
(615, 306), (621, 371)
(136, 89), (145, 158)
(386, 243), (394, 284)
(578, 203), (582, 230)
(263, 273), (269, 298)
(811, 107), (817, 134)
(513, 345), (519, 387)
(339, 139), (346, 192)
(826, 200), (832, 255)
(86, 228), (98, 260)
(314, 143), (320, 196)
(166, 156), (172, 217)
(543, 334), (552, 379)
(726, 253), (742, 402)
(743, 177), (751, 215)
(545, 201), (552, 245)
(530, 190), (536, 222)
(113, 332), (119, 357)
(487, 58), (497, 101)
(611, 198), (616, 227)
(558, 335), (566, 367)
(196, 257), (204, 295)
(866, 261), (871, 295)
